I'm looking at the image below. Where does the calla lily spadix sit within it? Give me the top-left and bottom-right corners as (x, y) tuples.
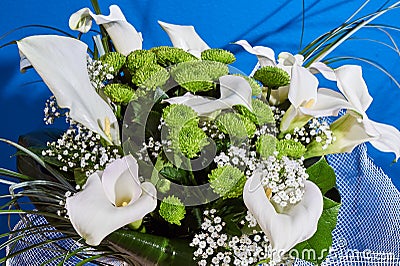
(69, 5), (142, 55)
(243, 170), (323, 254)
(158, 21), (210, 58)
(163, 75), (252, 116)
(17, 35), (120, 145)
(65, 155), (157, 246)
(303, 65), (400, 161)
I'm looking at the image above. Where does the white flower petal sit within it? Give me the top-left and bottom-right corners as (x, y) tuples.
(17, 35), (119, 145)
(280, 105), (312, 133)
(288, 64), (319, 108)
(66, 174), (157, 246)
(158, 21), (210, 57)
(309, 62), (336, 81)
(304, 113), (374, 158)
(69, 7), (93, 33)
(243, 172), (323, 253)
(269, 85), (289, 106)
(101, 155), (142, 206)
(299, 88), (355, 117)
(163, 75), (252, 116)
(219, 75), (253, 111)
(70, 5), (142, 55)
(335, 65), (372, 113)
(364, 119), (400, 161)
(234, 40), (276, 67)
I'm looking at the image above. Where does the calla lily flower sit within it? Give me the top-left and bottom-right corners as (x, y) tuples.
(158, 21), (210, 58)
(303, 65), (400, 160)
(163, 75), (252, 116)
(69, 5), (142, 55)
(243, 171), (323, 254)
(235, 40), (336, 107)
(17, 35), (120, 145)
(65, 155), (157, 246)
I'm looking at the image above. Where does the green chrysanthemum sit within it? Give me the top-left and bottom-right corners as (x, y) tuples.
(234, 99), (275, 126)
(209, 165), (246, 199)
(253, 66), (290, 89)
(132, 64), (170, 90)
(104, 83), (134, 104)
(256, 134), (277, 159)
(126, 50), (157, 73)
(150, 46), (198, 67)
(276, 139), (307, 159)
(201, 48), (236, 64)
(162, 104), (199, 128)
(233, 74), (262, 96)
(216, 112), (256, 139)
(177, 125), (209, 158)
(100, 52), (126, 74)
(171, 61), (229, 93)
(159, 195), (186, 226)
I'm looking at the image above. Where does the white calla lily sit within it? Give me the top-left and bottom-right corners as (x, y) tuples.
(243, 171), (323, 254)
(158, 21), (210, 58)
(163, 75), (252, 116)
(65, 155), (157, 246)
(69, 5), (142, 55)
(17, 35), (120, 145)
(303, 65), (400, 161)
(235, 40), (335, 127)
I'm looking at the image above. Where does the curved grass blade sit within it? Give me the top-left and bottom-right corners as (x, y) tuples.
(0, 24), (75, 41)
(305, 3), (400, 64)
(0, 168), (32, 181)
(0, 139), (75, 190)
(324, 55), (400, 88)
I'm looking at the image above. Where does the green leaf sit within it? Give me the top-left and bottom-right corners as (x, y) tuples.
(106, 229), (195, 266)
(74, 168), (88, 187)
(306, 157), (336, 195)
(293, 197), (340, 264)
(160, 166), (189, 185)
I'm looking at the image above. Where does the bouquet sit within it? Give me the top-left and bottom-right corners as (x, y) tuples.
(1, 1), (400, 265)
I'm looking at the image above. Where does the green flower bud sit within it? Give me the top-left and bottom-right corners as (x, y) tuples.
(100, 52), (126, 74)
(132, 64), (170, 90)
(150, 46), (197, 67)
(177, 125), (209, 159)
(276, 139), (306, 159)
(159, 195), (186, 226)
(126, 50), (157, 73)
(104, 83), (134, 104)
(216, 112), (256, 139)
(162, 104), (199, 128)
(171, 61), (228, 93)
(201, 48), (236, 64)
(209, 165), (246, 199)
(253, 66), (290, 89)
(256, 134), (277, 159)
(234, 99), (275, 126)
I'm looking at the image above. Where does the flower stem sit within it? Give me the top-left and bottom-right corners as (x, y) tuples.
(90, 0), (102, 14)
(90, 0), (111, 54)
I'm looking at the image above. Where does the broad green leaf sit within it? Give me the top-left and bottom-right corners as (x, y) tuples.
(293, 197), (340, 264)
(106, 229), (194, 266)
(306, 157), (336, 195)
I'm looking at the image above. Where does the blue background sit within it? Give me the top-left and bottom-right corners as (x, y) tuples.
(1, 0), (399, 258)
